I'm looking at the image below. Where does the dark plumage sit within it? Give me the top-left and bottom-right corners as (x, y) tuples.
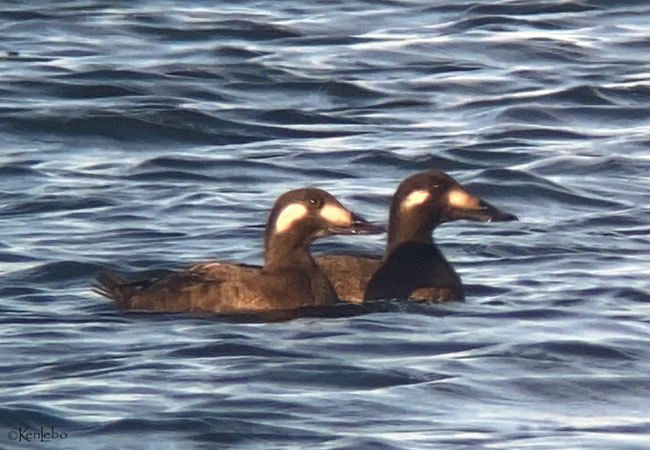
(94, 188), (381, 314)
(316, 170), (518, 302)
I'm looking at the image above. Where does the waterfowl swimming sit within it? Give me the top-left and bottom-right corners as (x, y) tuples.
(94, 188), (381, 314)
(316, 170), (518, 302)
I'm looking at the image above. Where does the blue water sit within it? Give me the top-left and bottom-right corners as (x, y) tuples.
(2, 1), (650, 448)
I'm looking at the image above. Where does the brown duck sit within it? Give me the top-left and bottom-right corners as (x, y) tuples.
(316, 170), (518, 302)
(94, 188), (382, 314)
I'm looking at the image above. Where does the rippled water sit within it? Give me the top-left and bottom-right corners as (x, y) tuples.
(2, 1), (650, 449)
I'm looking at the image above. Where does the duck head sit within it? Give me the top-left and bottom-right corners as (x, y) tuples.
(387, 170), (517, 251)
(265, 188), (383, 266)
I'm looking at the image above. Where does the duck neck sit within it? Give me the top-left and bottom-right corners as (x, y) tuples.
(386, 214), (434, 255)
(264, 232), (314, 270)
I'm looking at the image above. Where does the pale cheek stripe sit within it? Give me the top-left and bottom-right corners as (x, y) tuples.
(447, 189), (480, 209)
(402, 189), (430, 209)
(275, 203), (308, 233)
(320, 204), (351, 225)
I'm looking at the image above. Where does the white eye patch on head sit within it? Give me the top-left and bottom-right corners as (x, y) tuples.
(274, 203), (308, 233)
(319, 203), (351, 225)
(401, 189), (430, 209)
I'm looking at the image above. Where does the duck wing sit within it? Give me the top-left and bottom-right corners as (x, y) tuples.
(315, 254), (381, 303)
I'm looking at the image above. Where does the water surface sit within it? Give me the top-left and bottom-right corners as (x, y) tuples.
(1, 1), (650, 449)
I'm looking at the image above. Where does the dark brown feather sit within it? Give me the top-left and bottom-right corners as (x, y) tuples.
(93, 188), (378, 314)
(315, 255), (380, 303)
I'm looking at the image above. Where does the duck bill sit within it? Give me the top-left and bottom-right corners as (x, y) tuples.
(443, 192), (518, 223)
(328, 213), (385, 235)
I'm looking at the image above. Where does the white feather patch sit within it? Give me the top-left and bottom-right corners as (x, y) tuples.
(402, 189), (430, 209)
(320, 204), (351, 225)
(275, 203), (308, 233)
(447, 188), (479, 209)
